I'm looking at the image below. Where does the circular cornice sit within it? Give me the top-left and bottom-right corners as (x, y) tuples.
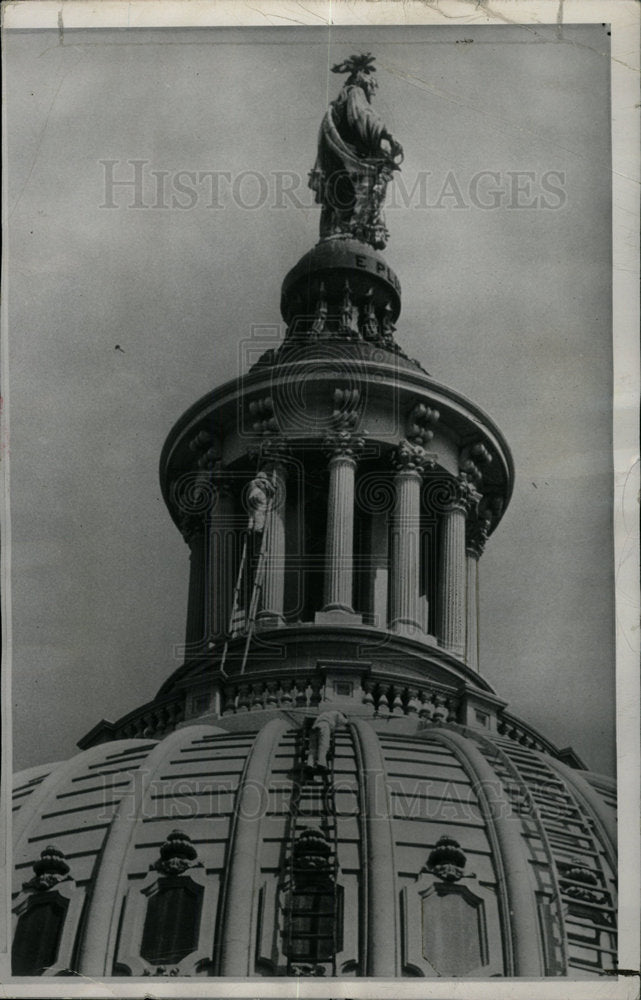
(159, 356), (514, 527)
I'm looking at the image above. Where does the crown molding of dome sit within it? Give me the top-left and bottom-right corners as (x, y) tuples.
(159, 357), (514, 530)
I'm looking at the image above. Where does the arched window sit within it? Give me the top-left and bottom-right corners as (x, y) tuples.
(12, 844), (81, 976)
(401, 836), (503, 977)
(286, 876), (342, 963)
(421, 882), (488, 976)
(140, 878), (203, 966)
(282, 826), (344, 975)
(113, 828), (217, 978)
(12, 894), (69, 976)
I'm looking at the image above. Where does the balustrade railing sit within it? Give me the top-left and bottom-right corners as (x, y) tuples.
(363, 680), (458, 722)
(111, 696), (186, 741)
(496, 711), (558, 756)
(217, 673), (459, 723)
(79, 669), (463, 750)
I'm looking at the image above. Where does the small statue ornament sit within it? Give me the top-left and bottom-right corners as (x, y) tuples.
(310, 283), (328, 339)
(380, 300), (397, 347)
(338, 281), (359, 339)
(360, 287), (380, 341)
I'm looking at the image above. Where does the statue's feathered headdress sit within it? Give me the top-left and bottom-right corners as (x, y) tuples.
(331, 53), (376, 82)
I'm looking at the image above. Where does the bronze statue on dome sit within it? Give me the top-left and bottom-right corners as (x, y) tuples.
(309, 53), (403, 250)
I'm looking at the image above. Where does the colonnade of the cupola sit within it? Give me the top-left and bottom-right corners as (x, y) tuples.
(160, 340), (513, 677)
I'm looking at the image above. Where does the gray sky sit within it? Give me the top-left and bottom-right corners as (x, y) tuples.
(5, 23), (615, 774)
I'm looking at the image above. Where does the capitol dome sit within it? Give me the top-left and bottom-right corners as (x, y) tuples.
(13, 712), (616, 978)
(11, 50), (617, 981)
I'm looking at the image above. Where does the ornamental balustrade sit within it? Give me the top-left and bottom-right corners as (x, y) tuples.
(496, 712), (559, 757)
(217, 673), (459, 722)
(111, 697), (186, 742)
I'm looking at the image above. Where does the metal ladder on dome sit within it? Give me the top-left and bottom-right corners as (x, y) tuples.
(493, 737), (618, 973)
(472, 733), (568, 972)
(219, 468), (274, 678)
(478, 733), (617, 974)
(281, 721), (340, 977)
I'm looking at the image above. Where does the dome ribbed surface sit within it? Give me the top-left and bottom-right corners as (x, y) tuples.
(12, 716), (616, 978)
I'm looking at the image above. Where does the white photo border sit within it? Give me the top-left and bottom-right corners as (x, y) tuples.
(1, 1), (638, 997)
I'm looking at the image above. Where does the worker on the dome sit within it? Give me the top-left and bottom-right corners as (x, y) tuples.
(306, 709), (348, 772)
(246, 471), (273, 534)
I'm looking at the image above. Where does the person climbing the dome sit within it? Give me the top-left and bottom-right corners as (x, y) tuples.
(246, 470), (274, 534)
(306, 709), (348, 773)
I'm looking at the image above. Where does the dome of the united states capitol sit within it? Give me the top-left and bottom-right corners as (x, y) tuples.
(12, 51), (617, 980)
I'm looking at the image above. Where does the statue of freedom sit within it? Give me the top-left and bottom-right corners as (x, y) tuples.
(309, 53), (403, 250)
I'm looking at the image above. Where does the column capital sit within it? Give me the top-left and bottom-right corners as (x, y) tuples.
(392, 439), (437, 474)
(466, 510), (492, 558)
(324, 428), (366, 461)
(441, 474), (481, 516)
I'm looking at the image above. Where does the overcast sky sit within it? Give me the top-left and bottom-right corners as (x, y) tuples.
(5, 22), (615, 774)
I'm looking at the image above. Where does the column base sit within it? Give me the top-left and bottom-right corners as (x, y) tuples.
(389, 619), (425, 640)
(315, 608), (363, 625)
(255, 611), (285, 629)
(437, 638), (466, 659)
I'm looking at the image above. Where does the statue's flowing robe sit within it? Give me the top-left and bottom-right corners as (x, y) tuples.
(310, 82), (396, 248)
(310, 84), (387, 199)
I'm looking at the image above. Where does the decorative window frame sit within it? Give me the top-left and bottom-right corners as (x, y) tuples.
(283, 881), (345, 966)
(401, 871), (503, 978)
(114, 866), (217, 977)
(256, 874), (357, 975)
(12, 879), (84, 976)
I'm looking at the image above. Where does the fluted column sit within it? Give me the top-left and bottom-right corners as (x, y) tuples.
(437, 475), (480, 657)
(388, 440), (435, 636)
(321, 431), (364, 613)
(209, 477), (238, 645)
(256, 454), (287, 626)
(465, 551), (480, 671)
(465, 511), (490, 671)
(181, 512), (208, 657)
